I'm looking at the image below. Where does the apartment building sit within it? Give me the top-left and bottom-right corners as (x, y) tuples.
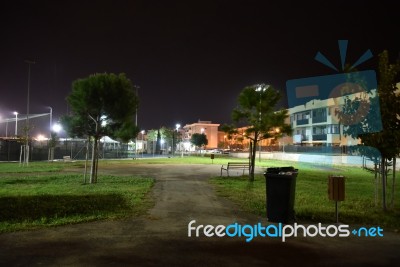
(289, 94), (364, 146)
(183, 120), (220, 149)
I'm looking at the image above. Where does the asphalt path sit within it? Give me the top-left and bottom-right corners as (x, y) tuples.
(0, 164), (399, 266)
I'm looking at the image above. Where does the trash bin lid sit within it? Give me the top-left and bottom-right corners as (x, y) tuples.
(266, 166), (296, 173)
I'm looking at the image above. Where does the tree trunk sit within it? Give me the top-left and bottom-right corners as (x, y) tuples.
(95, 139), (99, 182)
(391, 157), (396, 207)
(25, 144), (29, 166)
(84, 137), (90, 184)
(249, 139), (257, 182)
(381, 157), (387, 211)
(374, 163), (378, 206)
(90, 137), (98, 184)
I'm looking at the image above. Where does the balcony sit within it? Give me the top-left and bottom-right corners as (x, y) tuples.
(312, 134), (327, 141)
(296, 119), (309, 125)
(312, 116), (327, 123)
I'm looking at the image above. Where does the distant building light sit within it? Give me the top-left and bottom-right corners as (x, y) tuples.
(36, 134), (46, 141)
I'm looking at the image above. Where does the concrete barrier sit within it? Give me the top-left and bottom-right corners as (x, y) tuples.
(229, 152), (399, 168)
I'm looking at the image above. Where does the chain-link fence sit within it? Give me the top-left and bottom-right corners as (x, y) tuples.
(0, 139), (134, 162)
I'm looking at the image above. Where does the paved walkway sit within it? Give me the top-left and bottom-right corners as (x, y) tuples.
(0, 164), (399, 266)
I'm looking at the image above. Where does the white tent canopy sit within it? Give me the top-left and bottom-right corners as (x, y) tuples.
(100, 136), (119, 143)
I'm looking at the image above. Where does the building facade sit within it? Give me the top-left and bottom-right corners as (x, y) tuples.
(288, 92), (368, 146)
(183, 120), (220, 149)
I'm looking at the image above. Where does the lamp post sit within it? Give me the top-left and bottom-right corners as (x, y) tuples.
(0, 116), (2, 137)
(175, 123), (181, 157)
(24, 60), (35, 166)
(48, 107), (52, 139)
(47, 108), (54, 161)
(172, 129), (175, 157)
(255, 85), (269, 162)
(25, 60), (35, 133)
(6, 119), (8, 137)
(141, 130), (145, 157)
(13, 112), (18, 136)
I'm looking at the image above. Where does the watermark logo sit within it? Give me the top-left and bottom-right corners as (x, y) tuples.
(188, 220), (384, 242)
(285, 40), (382, 165)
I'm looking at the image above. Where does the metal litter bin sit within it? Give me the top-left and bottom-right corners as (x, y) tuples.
(264, 167), (298, 223)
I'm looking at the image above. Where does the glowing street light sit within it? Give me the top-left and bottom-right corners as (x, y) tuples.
(52, 123), (62, 133)
(13, 111), (18, 136)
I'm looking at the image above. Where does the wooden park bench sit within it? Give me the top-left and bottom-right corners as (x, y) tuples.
(220, 162), (250, 177)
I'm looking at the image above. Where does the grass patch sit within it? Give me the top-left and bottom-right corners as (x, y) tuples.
(97, 155), (237, 166)
(210, 163), (400, 230)
(0, 161), (82, 173)
(0, 174), (154, 232)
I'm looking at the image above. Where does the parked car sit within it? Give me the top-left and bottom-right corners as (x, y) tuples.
(222, 149), (231, 154)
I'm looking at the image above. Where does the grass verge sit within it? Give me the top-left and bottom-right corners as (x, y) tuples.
(0, 161), (84, 173)
(0, 174), (154, 233)
(210, 163), (400, 231)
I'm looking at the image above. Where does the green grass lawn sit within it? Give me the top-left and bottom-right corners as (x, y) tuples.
(0, 161), (78, 173)
(96, 154), (237, 165)
(1, 157), (399, 233)
(210, 161), (400, 231)
(0, 173), (154, 233)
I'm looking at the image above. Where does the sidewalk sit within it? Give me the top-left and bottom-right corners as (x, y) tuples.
(0, 164), (399, 266)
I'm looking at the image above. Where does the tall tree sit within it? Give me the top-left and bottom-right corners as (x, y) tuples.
(147, 127), (173, 154)
(339, 50), (400, 210)
(223, 84), (291, 181)
(190, 133), (208, 151)
(61, 73), (139, 183)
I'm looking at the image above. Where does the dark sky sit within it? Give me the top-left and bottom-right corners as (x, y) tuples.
(1, 0), (399, 133)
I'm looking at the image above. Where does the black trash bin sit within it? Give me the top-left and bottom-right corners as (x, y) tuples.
(264, 167), (298, 223)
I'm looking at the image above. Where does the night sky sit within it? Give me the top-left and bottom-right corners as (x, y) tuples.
(1, 0), (399, 134)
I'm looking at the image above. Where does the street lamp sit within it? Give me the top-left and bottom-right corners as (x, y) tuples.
(175, 123), (181, 157)
(48, 107), (52, 139)
(24, 60), (35, 166)
(25, 60), (35, 132)
(255, 84), (270, 162)
(52, 123), (62, 133)
(13, 111), (18, 136)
